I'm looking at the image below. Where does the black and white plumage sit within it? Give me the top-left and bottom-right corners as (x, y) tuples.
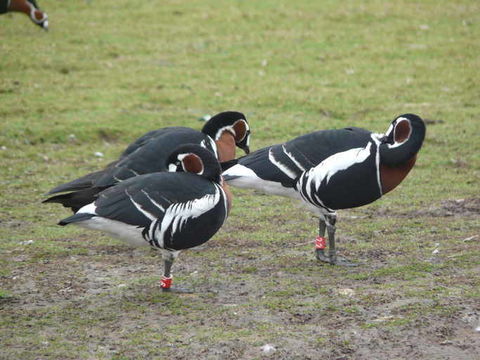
(0, 0), (48, 30)
(58, 145), (230, 291)
(222, 114), (426, 265)
(43, 111), (249, 212)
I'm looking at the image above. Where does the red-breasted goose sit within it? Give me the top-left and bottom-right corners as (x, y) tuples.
(43, 111), (249, 212)
(58, 145), (231, 291)
(222, 114), (426, 266)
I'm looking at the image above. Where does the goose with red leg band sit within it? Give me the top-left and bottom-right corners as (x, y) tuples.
(56, 145), (231, 292)
(223, 114), (425, 266)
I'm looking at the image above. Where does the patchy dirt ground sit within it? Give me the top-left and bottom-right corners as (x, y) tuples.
(1, 196), (479, 359)
(2, 0), (479, 358)
(362, 197), (480, 219)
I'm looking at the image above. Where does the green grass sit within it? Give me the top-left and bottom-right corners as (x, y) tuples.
(1, 0), (480, 358)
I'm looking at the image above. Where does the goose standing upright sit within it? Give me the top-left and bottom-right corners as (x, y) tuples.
(0, 0), (48, 30)
(58, 145), (231, 291)
(222, 114), (426, 265)
(44, 111), (250, 212)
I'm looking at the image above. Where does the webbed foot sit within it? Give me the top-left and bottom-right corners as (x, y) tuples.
(161, 286), (194, 294)
(315, 249), (358, 267)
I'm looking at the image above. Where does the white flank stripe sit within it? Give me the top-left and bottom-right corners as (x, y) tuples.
(125, 190), (156, 221)
(156, 189), (221, 244)
(141, 190), (166, 212)
(268, 148), (296, 179)
(282, 145), (306, 172)
(310, 142), (373, 188)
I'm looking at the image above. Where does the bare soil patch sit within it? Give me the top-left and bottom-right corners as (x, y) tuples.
(365, 198), (480, 219)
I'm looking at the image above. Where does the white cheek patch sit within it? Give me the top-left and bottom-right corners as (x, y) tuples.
(168, 163), (178, 172)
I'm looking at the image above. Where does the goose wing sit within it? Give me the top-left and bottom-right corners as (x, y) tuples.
(225, 127), (373, 187)
(91, 172), (219, 228)
(94, 128), (216, 187)
(47, 127), (216, 195)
